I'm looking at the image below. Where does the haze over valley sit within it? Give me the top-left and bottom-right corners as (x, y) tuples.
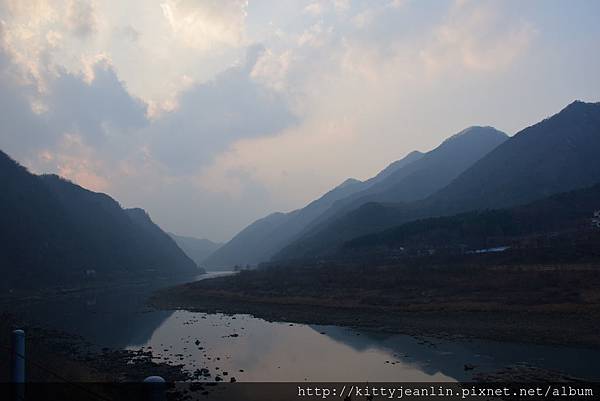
(1, 0), (599, 395)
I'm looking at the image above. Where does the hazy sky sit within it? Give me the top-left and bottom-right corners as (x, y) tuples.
(1, 0), (599, 241)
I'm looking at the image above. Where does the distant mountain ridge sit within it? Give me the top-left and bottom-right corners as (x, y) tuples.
(203, 176), (366, 268)
(169, 233), (222, 269)
(275, 101), (600, 261)
(203, 148), (428, 268)
(205, 126), (507, 268)
(300, 126), (508, 233)
(0, 151), (199, 288)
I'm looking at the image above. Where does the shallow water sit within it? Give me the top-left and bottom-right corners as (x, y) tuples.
(13, 272), (600, 382)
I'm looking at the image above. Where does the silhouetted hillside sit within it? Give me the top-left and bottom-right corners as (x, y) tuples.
(275, 101), (600, 261)
(0, 150), (198, 288)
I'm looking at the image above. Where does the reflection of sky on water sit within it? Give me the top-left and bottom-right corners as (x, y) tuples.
(129, 310), (599, 382)
(129, 310), (453, 382)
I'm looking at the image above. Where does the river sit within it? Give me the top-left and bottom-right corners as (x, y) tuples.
(12, 272), (599, 382)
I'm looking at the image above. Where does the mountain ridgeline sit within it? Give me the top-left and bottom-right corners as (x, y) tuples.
(298, 126), (508, 233)
(274, 101), (600, 261)
(0, 151), (200, 288)
(205, 126), (508, 268)
(203, 176), (366, 268)
(169, 233), (222, 269)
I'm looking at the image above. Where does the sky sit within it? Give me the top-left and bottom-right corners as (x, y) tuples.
(0, 0), (599, 242)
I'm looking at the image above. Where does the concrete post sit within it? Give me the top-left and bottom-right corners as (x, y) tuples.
(144, 375), (166, 401)
(11, 329), (25, 383)
(11, 329), (25, 401)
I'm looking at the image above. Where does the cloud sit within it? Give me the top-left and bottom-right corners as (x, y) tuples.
(388, 0), (407, 9)
(0, 36), (48, 157)
(296, 22), (332, 48)
(196, 116), (362, 206)
(0, 0), (249, 106)
(120, 25), (140, 43)
(0, 22), (147, 189)
(351, 9), (376, 29)
(303, 3), (323, 16)
(38, 132), (111, 192)
(250, 48), (293, 92)
(195, 1), (539, 212)
(45, 60), (147, 145)
(148, 45), (297, 174)
(159, 0), (248, 50)
(351, 1), (408, 29)
(333, 0), (350, 13)
(66, 0), (97, 37)
(421, 1), (536, 74)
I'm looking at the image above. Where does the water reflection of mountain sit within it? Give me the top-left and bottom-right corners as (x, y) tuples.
(312, 325), (600, 381)
(309, 325), (465, 379)
(15, 273), (230, 350)
(17, 282), (174, 349)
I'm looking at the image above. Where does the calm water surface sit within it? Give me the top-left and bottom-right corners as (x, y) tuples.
(13, 272), (600, 382)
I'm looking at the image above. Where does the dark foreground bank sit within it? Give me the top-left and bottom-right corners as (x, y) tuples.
(0, 313), (191, 382)
(0, 313), (242, 400)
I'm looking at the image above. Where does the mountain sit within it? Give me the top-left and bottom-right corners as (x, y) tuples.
(275, 101), (600, 261)
(0, 150), (199, 288)
(203, 149), (426, 269)
(300, 126), (508, 232)
(362, 150), (424, 185)
(169, 233), (222, 268)
(205, 127), (507, 268)
(344, 183), (600, 255)
(431, 101), (600, 210)
(203, 177), (366, 269)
